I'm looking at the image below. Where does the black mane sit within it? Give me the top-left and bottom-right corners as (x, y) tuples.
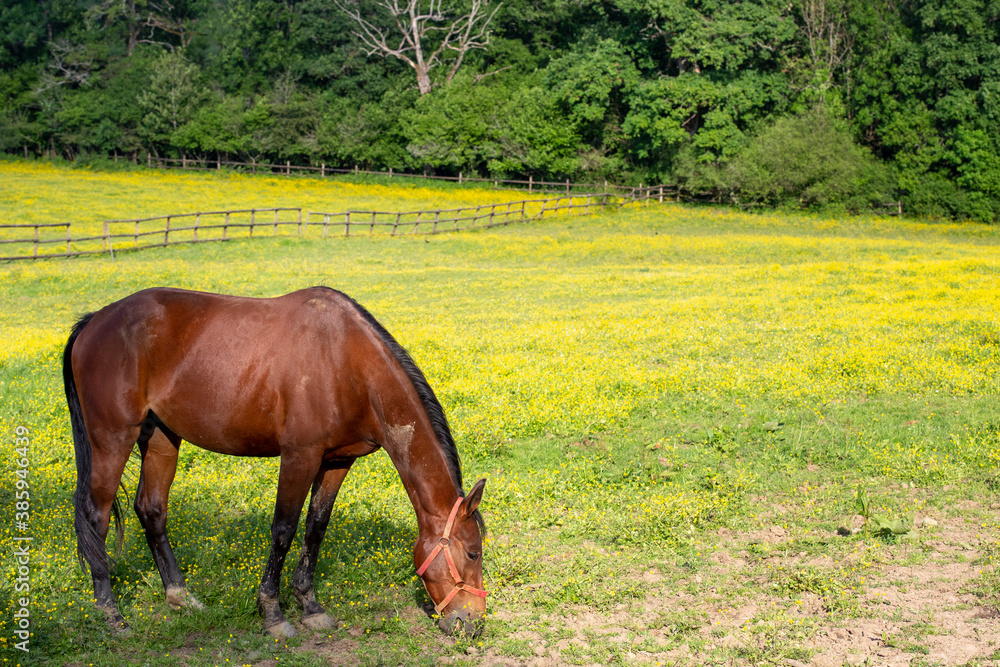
(331, 290), (466, 481)
(321, 288), (485, 532)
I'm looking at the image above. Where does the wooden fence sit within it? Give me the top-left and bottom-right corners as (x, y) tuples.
(0, 223), (77, 259)
(0, 181), (907, 262)
(0, 192), (624, 262)
(135, 155), (637, 195)
(102, 207), (304, 252)
(0, 208), (304, 261)
(312, 194), (612, 236)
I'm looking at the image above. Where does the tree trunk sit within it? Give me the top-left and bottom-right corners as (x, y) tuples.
(415, 66), (432, 95)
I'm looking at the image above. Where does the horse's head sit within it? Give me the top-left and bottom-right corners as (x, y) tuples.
(415, 478), (487, 637)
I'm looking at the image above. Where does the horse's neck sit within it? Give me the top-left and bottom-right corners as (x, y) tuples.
(380, 422), (460, 533)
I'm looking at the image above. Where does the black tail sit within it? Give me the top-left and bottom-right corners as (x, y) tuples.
(63, 312), (125, 577)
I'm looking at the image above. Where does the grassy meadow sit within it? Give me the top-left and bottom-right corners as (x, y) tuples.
(1, 160), (1000, 666)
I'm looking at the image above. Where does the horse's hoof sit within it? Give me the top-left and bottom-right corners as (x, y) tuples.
(99, 606), (131, 635)
(112, 623), (133, 636)
(302, 613), (336, 631)
(166, 587), (205, 611)
(107, 617), (131, 636)
(264, 621), (297, 638)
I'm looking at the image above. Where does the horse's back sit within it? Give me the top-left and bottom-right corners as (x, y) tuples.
(70, 287), (380, 455)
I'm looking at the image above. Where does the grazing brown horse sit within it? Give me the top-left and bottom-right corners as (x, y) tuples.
(63, 287), (487, 637)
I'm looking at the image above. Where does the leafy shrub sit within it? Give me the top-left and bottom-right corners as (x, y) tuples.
(901, 171), (1000, 223)
(727, 108), (892, 211)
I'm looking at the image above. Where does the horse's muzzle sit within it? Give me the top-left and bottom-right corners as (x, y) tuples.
(438, 608), (483, 638)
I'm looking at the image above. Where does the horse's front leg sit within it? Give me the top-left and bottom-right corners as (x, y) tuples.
(292, 460), (354, 630)
(258, 451), (322, 638)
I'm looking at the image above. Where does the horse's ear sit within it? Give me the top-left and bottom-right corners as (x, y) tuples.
(462, 478), (486, 517)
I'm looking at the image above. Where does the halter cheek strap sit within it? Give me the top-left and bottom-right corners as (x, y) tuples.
(416, 496), (489, 615)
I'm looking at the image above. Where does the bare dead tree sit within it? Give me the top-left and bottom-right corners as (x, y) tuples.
(799, 0), (854, 97)
(333, 0), (501, 95)
(34, 39), (95, 94)
(87, 0), (192, 56)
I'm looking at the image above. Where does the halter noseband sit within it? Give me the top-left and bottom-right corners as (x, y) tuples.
(416, 496), (488, 615)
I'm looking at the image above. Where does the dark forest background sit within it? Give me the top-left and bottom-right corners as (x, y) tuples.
(2, 0), (999, 220)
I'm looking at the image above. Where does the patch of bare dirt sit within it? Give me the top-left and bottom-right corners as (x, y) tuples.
(452, 515), (1000, 666)
(294, 636), (362, 667)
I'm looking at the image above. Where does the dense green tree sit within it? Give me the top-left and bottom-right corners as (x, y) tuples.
(403, 74), (584, 176)
(1, 0), (998, 219)
(138, 50), (208, 151)
(849, 0), (1000, 219)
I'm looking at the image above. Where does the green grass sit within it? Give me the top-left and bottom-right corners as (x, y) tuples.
(2, 163), (1000, 665)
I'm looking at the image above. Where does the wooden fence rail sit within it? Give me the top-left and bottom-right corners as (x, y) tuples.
(0, 186), (728, 262)
(134, 158), (907, 215)
(100, 208), (304, 252)
(311, 194), (614, 237)
(138, 155), (636, 195)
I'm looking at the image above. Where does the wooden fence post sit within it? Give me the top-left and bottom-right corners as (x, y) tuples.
(434, 210), (440, 233)
(298, 209), (304, 236)
(321, 163), (325, 177)
(33, 225), (39, 259)
(389, 167), (393, 177)
(273, 209), (279, 234)
(164, 217), (171, 245)
(223, 212), (229, 240)
(194, 213), (199, 241)
(250, 209), (256, 237)
(370, 212), (376, 234)
(322, 214), (330, 238)
(147, 153), (151, 168)
(529, 175), (533, 193)
(286, 160), (290, 175)
(392, 213), (400, 236)
(252, 158), (256, 174)
(566, 178), (570, 195)
(459, 172), (463, 185)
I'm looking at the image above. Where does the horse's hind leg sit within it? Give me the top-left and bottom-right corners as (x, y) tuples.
(78, 427), (138, 632)
(292, 461), (354, 630)
(134, 415), (204, 611)
(258, 452), (323, 638)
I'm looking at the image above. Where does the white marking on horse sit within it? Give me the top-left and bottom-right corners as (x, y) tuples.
(386, 423), (415, 463)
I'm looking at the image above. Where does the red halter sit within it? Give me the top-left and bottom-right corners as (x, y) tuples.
(416, 496), (489, 615)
